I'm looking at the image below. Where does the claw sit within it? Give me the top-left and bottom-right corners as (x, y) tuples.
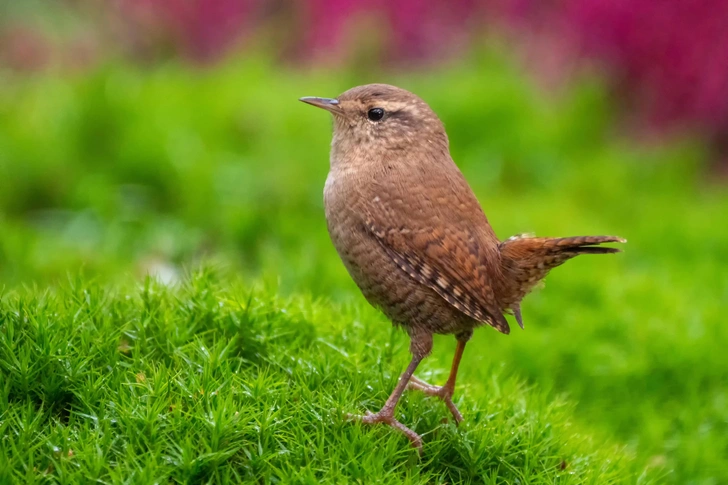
(514, 304), (524, 329)
(348, 410), (423, 451)
(407, 376), (464, 424)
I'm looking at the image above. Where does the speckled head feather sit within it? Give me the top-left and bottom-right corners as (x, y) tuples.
(331, 84), (448, 154)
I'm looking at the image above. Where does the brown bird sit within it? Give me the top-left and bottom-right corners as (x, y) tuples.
(300, 84), (624, 450)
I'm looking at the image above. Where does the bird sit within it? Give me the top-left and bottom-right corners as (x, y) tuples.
(300, 84), (625, 451)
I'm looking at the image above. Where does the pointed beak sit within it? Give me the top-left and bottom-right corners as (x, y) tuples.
(299, 96), (341, 114)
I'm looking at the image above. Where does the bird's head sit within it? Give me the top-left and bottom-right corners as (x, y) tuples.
(300, 84), (448, 158)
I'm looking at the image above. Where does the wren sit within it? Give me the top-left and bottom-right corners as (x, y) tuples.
(300, 84), (625, 450)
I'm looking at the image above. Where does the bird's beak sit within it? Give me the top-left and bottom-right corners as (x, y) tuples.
(299, 96), (341, 114)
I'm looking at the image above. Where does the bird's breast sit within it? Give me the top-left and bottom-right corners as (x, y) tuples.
(323, 165), (370, 245)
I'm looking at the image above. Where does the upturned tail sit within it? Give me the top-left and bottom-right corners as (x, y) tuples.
(498, 235), (626, 328)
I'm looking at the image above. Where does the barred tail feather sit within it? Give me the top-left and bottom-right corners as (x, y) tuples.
(499, 235), (626, 326)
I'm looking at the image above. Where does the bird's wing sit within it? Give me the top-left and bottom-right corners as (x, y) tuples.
(363, 212), (510, 334)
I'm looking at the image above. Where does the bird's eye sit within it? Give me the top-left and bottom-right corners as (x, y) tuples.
(367, 108), (385, 122)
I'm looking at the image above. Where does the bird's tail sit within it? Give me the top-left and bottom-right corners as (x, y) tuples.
(500, 234), (625, 278)
(498, 235), (625, 327)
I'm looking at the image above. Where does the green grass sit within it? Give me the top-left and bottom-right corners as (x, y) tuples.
(1, 51), (727, 482)
(1, 272), (644, 483)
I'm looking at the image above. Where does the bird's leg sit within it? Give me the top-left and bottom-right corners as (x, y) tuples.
(348, 332), (432, 451)
(407, 337), (468, 424)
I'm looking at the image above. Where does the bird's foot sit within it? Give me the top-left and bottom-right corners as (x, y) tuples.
(407, 375), (463, 424)
(346, 409), (423, 451)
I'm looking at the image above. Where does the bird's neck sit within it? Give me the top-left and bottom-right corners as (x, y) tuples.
(329, 133), (450, 173)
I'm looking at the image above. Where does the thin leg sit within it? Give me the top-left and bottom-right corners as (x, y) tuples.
(348, 355), (424, 449)
(408, 339), (467, 424)
(347, 332), (433, 451)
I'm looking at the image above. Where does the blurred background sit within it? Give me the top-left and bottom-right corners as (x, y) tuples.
(1, 0), (727, 482)
(1, 0), (727, 287)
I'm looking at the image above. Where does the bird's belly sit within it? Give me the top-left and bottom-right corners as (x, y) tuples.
(324, 175), (471, 335)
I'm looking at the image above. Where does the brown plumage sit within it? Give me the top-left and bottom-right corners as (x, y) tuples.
(300, 84), (625, 450)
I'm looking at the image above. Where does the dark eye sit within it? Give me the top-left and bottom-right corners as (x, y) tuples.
(367, 108), (385, 122)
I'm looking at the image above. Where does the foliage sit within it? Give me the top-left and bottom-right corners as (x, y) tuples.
(0, 53), (726, 482)
(508, 0), (728, 144)
(4, 1), (727, 155)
